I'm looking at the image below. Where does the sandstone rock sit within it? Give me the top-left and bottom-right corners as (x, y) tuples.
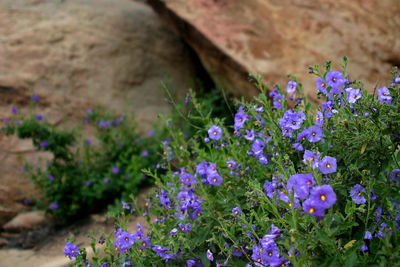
(3, 211), (47, 232)
(0, 0), (200, 222)
(148, 0), (400, 101)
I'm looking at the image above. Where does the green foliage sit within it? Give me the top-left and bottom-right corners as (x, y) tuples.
(67, 60), (400, 266)
(4, 108), (161, 223)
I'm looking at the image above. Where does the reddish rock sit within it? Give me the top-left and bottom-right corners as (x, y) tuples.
(148, 0), (400, 101)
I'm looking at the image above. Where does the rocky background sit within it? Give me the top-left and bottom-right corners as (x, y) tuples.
(0, 0), (399, 266)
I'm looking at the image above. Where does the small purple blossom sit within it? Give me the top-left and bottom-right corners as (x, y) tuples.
(309, 185), (337, 209)
(49, 202), (59, 210)
(36, 114), (43, 121)
(286, 80), (297, 94)
(350, 184), (367, 204)
(232, 207), (242, 216)
(318, 156), (337, 174)
(326, 70), (345, 89)
(345, 88), (362, 104)
(206, 249), (214, 261)
(178, 223), (191, 233)
(303, 198), (325, 218)
(32, 94), (40, 103)
(378, 87), (392, 104)
(364, 231), (372, 240)
(306, 126), (324, 143)
(64, 242), (79, 259)
(208, 125), (222, 140)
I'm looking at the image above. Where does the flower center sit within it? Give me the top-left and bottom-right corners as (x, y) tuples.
(321, 83), (326, 87)
(213, 131), (217, 135)
(278, 99), (282, 102)
(309, 157), (314, 161)
(326, 163), (331, 168)
(383, 92), (389, 96)
(125, 237), (129, 241)
(268, 252), (273, 257)
(186, 178), (190, 182)
(332, 78), (337, 82)
(307, 180), (312, 185)
(234, 210), (239, 214)
(312, 132), (316, 136)
(228, 163), (232, 167)
(320, 194), (326, 201)
(181, 227), (185, 231)
(309, 207), (315, 213)
(213, 178), (217, 183)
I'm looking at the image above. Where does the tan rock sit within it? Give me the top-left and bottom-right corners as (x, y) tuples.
(148, 0), (400, 101)
(3, 210), (47, 232)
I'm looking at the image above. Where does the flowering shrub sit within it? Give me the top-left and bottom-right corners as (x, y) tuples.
(3, 107), (161, 222)
(66, 60), (400, 266)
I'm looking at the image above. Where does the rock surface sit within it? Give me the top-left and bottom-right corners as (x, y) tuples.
(148, 0), (400, 101)
(0, 0), (199, 226)
(3, 211), (47, 232)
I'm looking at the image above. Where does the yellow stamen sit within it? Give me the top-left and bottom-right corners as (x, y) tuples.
(320, 194), (326, 201)
(309, 208), (315, 213)
(326, 163), (331, 168)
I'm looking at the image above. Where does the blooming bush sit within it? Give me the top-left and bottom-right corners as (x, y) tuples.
(66, 60), (400, 266)
(3, 107), (161, 222)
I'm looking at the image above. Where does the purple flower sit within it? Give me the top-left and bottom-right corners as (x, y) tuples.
(232, 207), (242, 216)
(391, 169), (400, 182)
(292, 142), (304, 151)
(49, 202), (58, 210)
(208, 125), (222, 140)
(234, 111), (250, 130)
(251, 139), (265, 156)
(244, 129), (255, 141)
(122, 201), (130, 210)
(141, 150), (149, 157)
(345, 88), (361, 104)
(115, 230), (135, 251)
(85, 139), (92, 146)
(170, 228), (178, 235)
(226, 160), (236, 169)
(180, 173), (196, 186)
(64, 242), (79, 259)
(374, 230), (384, 238)
(159, 189), (172, 209)
(314, 111), (324, 126)
(378, 87), (392, 104)
(286, 80), (297, 94)
(306, 126), (324, 143)
(296, 128), (309, 142)
(303, 198), (325, 218)
(303, 150), (320, 168)
(196, 161), (208, 176)
(178, 223), (191, 233)
(98, 120), (111, 129)
(47, 174), (55, 181)
(316, 77), (327, 95)
(32, 94), (40, 103)
(11, 106), (18, 114)
(152, 245), (175, 260)
(309, 185), (336, 209)
(318, 156), (337, 174)
(112, 166), (120, 174)
(36, 114), (43, 121)
(287, 173), (315, 200)
(360, 243), (368, 252)
(326, 70), (345, 89)
(40, 140), (49, 148)
(350, 184), (367, 204)
(207, 174), (223, 186)
(206, 249), (214, 261)
(364, 231), (372, 240)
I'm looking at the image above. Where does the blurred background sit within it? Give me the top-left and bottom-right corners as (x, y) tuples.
(0, 0), (399, 266)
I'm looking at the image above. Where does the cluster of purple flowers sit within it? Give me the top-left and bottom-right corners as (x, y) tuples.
(302, 150), (337, 174)
(234, 107), (252, 132)
(114, 223), (150, 252)
(251, 224), (289, 266)
(196, 161), (223, 186)
(176, 188), (203, 220)
(279, 110), (306, 137)
(269, 88), (285, 110)
(64, 241), (79, 259)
